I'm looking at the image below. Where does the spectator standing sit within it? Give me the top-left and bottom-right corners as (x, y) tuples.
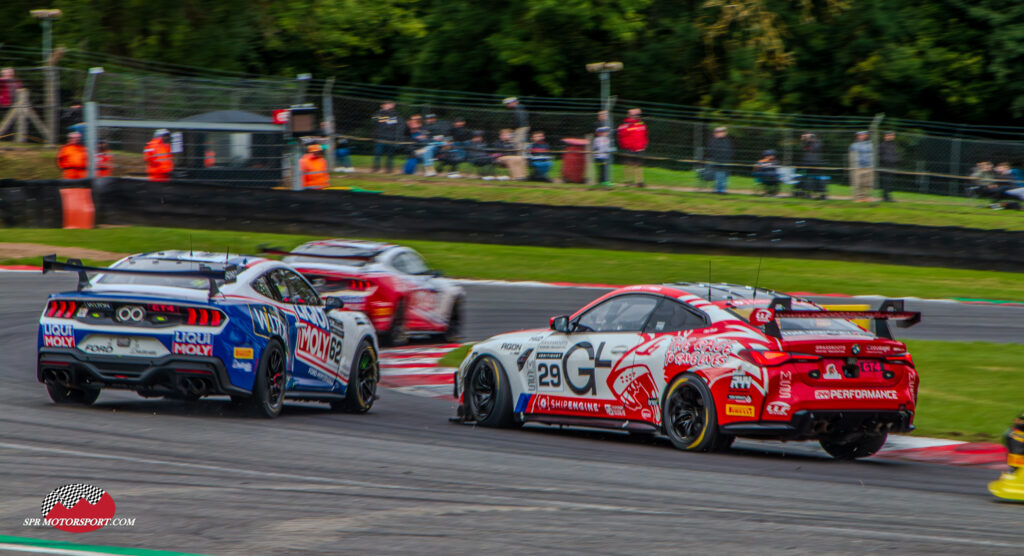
(96, 140), (113, 177)
(503, 97), (530, 151)
(594, 126), (614, 186)
(300, 144), (329, 189)
(494, 128), (527, 180)
(877, 131), (901, 202)
(56, 131), (88, 180)
(848, 130), (874, 202)
(0, 67), (22, 108)
(333, 136), (355, 173)
(706, 126), (734, 194)
(617, 108), (649, 187)
(595, 110), (612, 134)
(797, 132), (823, 199)
(143, 129), (174, 182)
(371, 101), (402, 173)
(526, 131), (554, 182)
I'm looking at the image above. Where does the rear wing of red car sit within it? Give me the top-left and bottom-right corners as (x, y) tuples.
(761, 297), (921, 340)
(259, 246), (382, 265)
(42, 255), (233, 298)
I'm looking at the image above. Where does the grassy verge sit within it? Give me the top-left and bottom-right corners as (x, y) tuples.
(902, 339), (1022, 440)
(432, 341), (1020, 441)
(3, 227), (1022, 302)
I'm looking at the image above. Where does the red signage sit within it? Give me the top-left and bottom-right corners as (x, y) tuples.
(272, 109), (290, 125)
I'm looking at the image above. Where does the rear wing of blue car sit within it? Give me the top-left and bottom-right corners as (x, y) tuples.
(762, 297), (921, 340)
(42, 255), (236, 298)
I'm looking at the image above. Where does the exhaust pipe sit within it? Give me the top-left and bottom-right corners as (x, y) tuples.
(181, 377), (209, 397)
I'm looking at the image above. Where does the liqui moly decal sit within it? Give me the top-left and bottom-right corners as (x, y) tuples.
(172, 330), (213, 356)
(42, 323), (75, 348)
(293, 305), (329, 330)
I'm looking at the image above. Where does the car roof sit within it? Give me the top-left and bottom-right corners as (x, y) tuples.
(124, 250), (268, 268)
(298, 239), (398, 253)
(572, 284), (718, 317)
(669, 282), (785, 303)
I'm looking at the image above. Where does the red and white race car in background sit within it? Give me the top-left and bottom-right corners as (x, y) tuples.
(271, 240), (464, 345)
(455, 283), (921, 459)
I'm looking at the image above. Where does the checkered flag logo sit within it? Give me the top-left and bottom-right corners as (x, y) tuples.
(41, 484), (106, 516)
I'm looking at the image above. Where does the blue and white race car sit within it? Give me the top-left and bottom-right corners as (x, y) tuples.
(37, 251), (379, 417)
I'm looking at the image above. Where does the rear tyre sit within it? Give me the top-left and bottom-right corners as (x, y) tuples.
(463, 356), (515, 428)
(332, 340), (379, 413)
(382, 300), (408, 347)
(46, 383), (99, 406)
(250, 340), (286, 418)
(820, 433), (888, 460)
(442, 298), (464, 343)
(661, 374), (722, 452)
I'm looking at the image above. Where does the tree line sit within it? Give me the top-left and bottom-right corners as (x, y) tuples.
(2, 0), (1022, 125)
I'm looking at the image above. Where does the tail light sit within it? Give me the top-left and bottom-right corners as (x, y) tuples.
(185, 308), (223, 326)
(346, 279), (371, 291)
(885, 353), (914, 367)
(739, 349), (821, 367)
(45, 300), (79, 319)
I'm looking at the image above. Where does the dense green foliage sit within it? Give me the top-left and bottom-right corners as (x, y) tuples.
(2, 0), (1023, 123)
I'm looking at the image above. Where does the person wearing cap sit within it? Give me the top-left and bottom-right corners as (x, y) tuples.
(144, 129), (174, 182)
(503, 97), (530, 152)
(848, 130), (874, 202)
(617, 108), (649, 187)
(300, 143), (330, 189)
(878, 131), (900, 202)
(753, 149), (781, 195)
(56, 131), (88, 180)
(797, 132), (824, 199)
(593, 126), (614, 186)
(706, 126), (734, 194)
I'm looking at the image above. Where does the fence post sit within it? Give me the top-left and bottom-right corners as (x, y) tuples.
(85, 101), (98, 180)
(870, 113), (884, 190)
(585, 133), (596, 186)
(323, 77), (336, 172)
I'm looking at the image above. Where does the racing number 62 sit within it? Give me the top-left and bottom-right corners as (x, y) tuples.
(538, 363), (561, 387)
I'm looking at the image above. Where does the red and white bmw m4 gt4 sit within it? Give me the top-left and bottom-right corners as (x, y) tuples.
(454, 283), (921, 460)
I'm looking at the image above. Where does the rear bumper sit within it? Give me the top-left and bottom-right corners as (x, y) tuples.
(720, 409), (914, 440)
(37, 348), (248, 396)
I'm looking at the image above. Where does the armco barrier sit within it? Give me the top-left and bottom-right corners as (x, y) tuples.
(2, 178), (1022, 271)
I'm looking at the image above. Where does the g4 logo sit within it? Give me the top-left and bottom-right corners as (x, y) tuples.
(561, 341), (611, 396)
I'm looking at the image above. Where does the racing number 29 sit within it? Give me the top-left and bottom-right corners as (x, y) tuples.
(538, 363), (561, 387)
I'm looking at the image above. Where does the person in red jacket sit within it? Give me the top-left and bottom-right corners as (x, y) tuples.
(56, 132), (88, 180)
(96, 140), (113, 177)
(617, 108), (649, 187)
(144, 129), (174, 182)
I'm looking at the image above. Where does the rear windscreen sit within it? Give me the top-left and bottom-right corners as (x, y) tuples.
(95, 259), (226, 290)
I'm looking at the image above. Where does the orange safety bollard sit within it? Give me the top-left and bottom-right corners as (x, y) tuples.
(59, 188), (96, 229)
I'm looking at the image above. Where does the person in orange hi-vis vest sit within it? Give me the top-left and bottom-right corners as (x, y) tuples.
(144, 129), (174, 182)
(300, 144), (329, 189)
(96, 140), (113, 177)
(204, 143), (216, 168)
(56, 131), (88, 180)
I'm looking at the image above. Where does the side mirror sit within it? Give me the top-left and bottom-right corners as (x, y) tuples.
(324, 296), (344, 310)
(430, 269), (444, 278)
(549, 315), (571, 333)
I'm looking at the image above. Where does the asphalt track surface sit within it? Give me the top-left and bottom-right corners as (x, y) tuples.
(2, 274), (1023, 555)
